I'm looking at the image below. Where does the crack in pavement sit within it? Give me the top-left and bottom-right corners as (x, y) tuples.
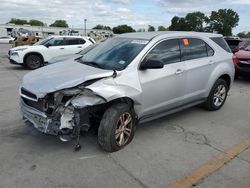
(108, 155), (149, 188)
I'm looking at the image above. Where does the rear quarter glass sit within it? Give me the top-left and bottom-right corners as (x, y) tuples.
(210, 37), (232, 53)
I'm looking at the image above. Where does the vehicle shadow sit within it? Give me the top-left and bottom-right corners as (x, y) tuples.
(4, 65), (30, 71)
(2, 124), (104, 155)
(234, 76), (250, 83)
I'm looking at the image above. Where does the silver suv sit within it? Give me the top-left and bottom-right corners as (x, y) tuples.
(20, 32), (234, 152)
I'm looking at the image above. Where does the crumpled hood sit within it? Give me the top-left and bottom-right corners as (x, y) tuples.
(21, 60), (114, 98)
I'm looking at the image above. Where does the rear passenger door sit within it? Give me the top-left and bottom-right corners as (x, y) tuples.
(179, 38), (215, 103)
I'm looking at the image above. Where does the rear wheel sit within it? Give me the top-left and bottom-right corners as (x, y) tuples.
(25, 54), (43, 69)
(205, 79), (229, 111)
(98, 103), (136, 152)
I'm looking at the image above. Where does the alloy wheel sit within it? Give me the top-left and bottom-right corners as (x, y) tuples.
(115, 112), (133, 146)
(213, 84), (227, 107)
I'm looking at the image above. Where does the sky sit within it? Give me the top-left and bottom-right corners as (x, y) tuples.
(0, 0), (250, 34)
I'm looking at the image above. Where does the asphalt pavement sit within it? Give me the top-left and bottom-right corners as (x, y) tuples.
(0, 44), (249, 188)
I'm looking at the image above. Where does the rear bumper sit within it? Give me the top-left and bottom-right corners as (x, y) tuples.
(20, 98), (60, 135)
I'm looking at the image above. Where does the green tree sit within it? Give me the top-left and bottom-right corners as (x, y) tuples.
(93, 24), (111, 30)
(207, 9), (239, 36)
(237, 32), (250, 38)
(137, 28), (146, 32)
(148, 25), (155, 32)
(112, 25), (135, 34)
(185, 12), (207, 32)
(50, 20), (69, 27)
(29, 19), (44, 26)
(169, 16), (188, 31)
(158, 26), (168, 31)
(8, 18), (28, 25)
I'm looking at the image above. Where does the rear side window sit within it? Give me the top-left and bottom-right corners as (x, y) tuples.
(145, 39), (181, 65)
(65, 38), (85, 45)
(180, 38), (211, 61)
(210, 37), (232, 53)
(79, 39), (86, 44)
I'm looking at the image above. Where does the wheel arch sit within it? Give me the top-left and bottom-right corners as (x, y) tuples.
(23, 52), (44, 65)
(206, 62), (234, 97)
(107, 97), (134, 108)
(218, 74), (231, 88)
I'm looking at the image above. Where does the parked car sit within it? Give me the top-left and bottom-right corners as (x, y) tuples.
(20, 32), (234, 152)
(0, 36), (14, 44)
(224, 37), (242, 53)
(233, 40), (250, 77)
(8, 35), (95, 69)
(48, 44), (98, 64)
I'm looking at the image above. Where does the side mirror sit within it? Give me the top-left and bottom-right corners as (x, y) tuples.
(140, 59), (164, 70)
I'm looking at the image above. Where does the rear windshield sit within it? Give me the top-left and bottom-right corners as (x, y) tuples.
(210, 37), (232, 53)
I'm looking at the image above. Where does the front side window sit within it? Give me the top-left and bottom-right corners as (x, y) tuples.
(144, 39), (181, 65)
(36, 37), (64, 46)
(180, 38), (209, 61)
(48, 38), (64, 46)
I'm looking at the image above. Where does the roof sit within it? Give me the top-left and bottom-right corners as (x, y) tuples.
(118, 31), (222, 40)
(50, 35), (90, 38)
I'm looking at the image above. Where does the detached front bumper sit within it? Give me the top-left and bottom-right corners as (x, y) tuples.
(20, 98), (60, 135)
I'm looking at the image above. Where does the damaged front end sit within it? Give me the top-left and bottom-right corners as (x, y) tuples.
(20, 86), (106, 142)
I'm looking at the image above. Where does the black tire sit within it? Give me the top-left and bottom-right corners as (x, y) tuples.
(205, 79), (229, 111)
(25, 54), (43, 69)
(98, 103), (136, 152)
(234, 74), (238, 80)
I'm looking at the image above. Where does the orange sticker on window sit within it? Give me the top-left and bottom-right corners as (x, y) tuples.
(183, 39), (189, 46)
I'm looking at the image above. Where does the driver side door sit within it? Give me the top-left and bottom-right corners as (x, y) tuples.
(139, 39), (186, 117)
(46, 37), (67, 61)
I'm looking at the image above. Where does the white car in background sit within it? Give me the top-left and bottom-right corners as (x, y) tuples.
(8, 36), (95, 69)
(0, 36), (14, 44)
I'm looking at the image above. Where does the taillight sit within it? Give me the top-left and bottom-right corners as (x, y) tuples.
(232, 55), (238, 65)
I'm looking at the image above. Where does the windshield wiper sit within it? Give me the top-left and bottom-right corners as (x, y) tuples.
(84, 61), (104, 69)
(75, 58), (106, 69)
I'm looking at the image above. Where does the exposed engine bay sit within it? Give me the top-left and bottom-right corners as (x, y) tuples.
(21, 84), (107, 151)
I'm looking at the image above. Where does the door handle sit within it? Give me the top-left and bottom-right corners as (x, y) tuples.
(208, 60), (215, 65)
(60, 47), (64, 50)
(77, 46), (82, 48)
(175, 69), (184, 75)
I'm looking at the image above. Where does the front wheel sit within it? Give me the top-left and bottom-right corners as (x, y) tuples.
(25, 54), (43, 69)
(205, 79), (229, 111)
(98, 103), (136, 152)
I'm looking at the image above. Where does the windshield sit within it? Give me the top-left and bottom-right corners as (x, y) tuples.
(239, 41), (250, 51)
(79, 37), (148, 71)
